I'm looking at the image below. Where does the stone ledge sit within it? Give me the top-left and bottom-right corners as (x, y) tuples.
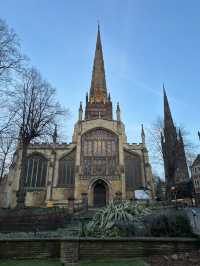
(0, 236), (198, 241)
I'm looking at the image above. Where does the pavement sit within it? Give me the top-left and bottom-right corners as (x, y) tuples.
(183, 207), (200, 235)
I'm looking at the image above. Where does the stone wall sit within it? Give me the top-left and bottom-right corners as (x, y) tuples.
(78, 238), (200, 259)
(0, 237), (200, 263)
(0, 239), (59, 259)
(62, 237), (200, 263)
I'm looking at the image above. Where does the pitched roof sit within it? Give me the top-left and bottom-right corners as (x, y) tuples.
(192, 154), (200, 167)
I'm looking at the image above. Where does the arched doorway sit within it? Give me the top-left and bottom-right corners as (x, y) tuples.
(93, 181), (107, 207)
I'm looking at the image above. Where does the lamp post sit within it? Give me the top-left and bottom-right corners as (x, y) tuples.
(171, 186), (177, 208)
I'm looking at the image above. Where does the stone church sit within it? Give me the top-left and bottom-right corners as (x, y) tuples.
(2, 26), (154, 208)
(161, 89), (191, 199)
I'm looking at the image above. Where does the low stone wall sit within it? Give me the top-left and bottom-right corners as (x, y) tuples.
(61, 237), (200, 263)
(0, 237), (200, 263)
(79, 237), (200, 259)
(0, 208), (71, 232)
(0, 239), (60, 259)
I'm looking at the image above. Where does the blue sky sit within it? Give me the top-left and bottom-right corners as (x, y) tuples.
(0, 0), (199, 175)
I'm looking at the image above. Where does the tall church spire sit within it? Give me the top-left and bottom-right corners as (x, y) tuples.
(85, 26), (113, 120)
(162, 87), (178, 188)
(89, 24), (107, 103)
(161, 86), (189, 198)
(163, 85), (175, 131)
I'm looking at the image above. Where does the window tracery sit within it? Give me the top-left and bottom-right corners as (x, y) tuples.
(81, 128), (118, 178)
(124, 151), (142, 189)
(58, 150), (75, 187)
(25, 154), (47, 188)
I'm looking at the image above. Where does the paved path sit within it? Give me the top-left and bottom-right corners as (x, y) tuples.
(183, 207), (200, 235)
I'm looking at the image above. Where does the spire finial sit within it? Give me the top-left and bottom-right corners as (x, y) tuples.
(18, 125), (23, 144)
(141, 124), (145, 144)
(79, 101), (83, 121)
(163, 83), (165, 90)
(141, 124), (144, 133)
(97, 20), (100, 31)
(52, 124), (58, 144)
(116, 102), (121, 121)
(163, 83), (167, 97)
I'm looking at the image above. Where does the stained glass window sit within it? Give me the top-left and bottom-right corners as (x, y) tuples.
(58, 150), (75, 187)
(81, 128), (118, 178)
(25, 154), (47, 188)
(124, 151), (142, 189)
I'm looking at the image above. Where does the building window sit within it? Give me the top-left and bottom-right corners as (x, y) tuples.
(81, 128), (118, 178)
(124, 151), (142, 190)
(58, 150), (75, 187)
(25, 154), (47, 188)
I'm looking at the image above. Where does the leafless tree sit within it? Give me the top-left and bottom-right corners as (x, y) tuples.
(147, 116), (198, 169)
(152, 174), (164, 201)
(0, 18), (26, 137)
(0, 131), (16, 180)
(7, 67), (66, 208)
(147, 117), (164, 167)
(0, 18), (25, 83)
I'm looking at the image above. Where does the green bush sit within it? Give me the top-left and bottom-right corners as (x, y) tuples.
(146, 213), (194, 237)
(81, 201), (195, 238)
(82, 201), (151, 237)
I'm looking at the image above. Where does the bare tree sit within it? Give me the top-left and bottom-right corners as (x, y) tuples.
(0, 18), (25, 83)
(147, 116), (198, 168)
(152, 174), (164, 201)
(0, 18), (26, 137)
(7, 67), (66, 208)
(0, 131), (16, 180)
(147, 117), (164, 166)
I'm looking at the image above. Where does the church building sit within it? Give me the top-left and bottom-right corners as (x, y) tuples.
(161, 89), (192, 200)
(3, 26), (154, 208)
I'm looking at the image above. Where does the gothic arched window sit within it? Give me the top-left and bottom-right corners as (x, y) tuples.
(124, 151), (142, 190)
(25, 154), (47, 188)
(58, 150), (75, 187)
(81, 128), (118, 178)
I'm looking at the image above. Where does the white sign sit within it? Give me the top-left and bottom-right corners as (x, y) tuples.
(134, 190), (150, 200)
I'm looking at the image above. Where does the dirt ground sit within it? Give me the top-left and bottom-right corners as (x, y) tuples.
(145, 250), (200, 266)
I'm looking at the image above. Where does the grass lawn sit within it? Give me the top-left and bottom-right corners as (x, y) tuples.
(0, 258), (149, 266)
